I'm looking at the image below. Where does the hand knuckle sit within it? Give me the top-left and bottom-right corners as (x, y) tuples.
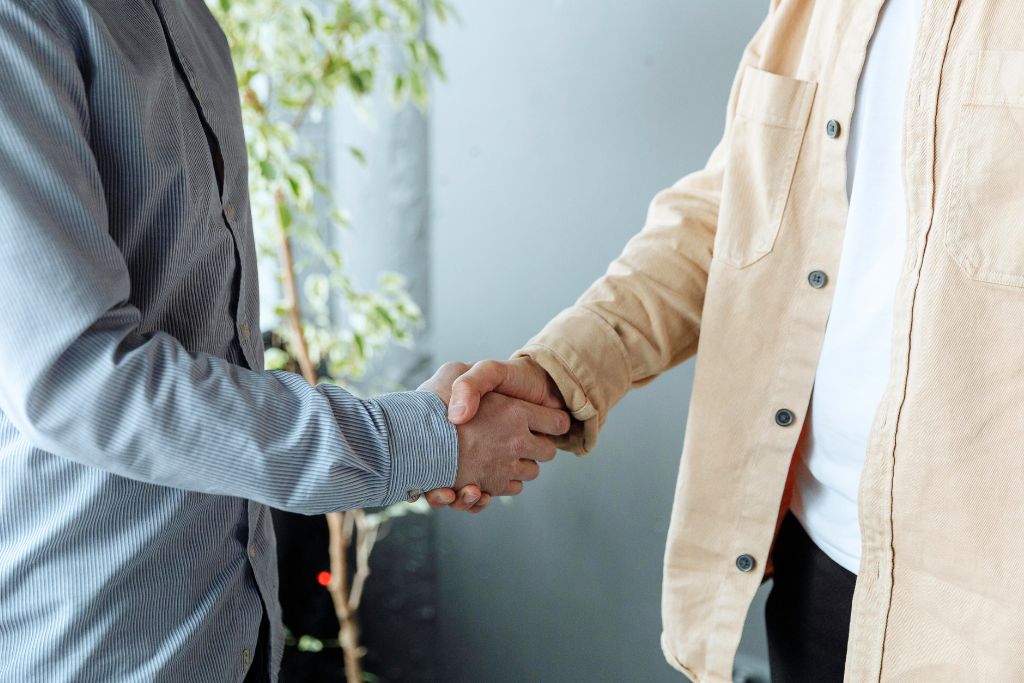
(442, 360), (469, 374)
(507, 405), (525, 425)
(509, 436), (528, 455)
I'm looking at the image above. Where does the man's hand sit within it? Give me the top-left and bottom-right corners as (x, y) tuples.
(448, 357), (566, 424)
(418, 359), (569, 512)
(418, 361), (569, 512)
(452, 390), (567, 494)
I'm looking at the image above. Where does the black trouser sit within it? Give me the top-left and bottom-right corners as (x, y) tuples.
(765, 512), (857, 683)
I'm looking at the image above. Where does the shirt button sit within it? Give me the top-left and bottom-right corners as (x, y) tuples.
(242, 648), (250, 669)
(225, 203), (236, 221)
(736, 554), (756, 573)
(826, 119), (842, 139)
(239, 322), (250, 339)
(248, 544), (256, 559)
(808, 270), (829, 289)
(775, 409), (796, 427)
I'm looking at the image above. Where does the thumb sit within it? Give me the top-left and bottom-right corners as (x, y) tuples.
(448, 360), (507, 424)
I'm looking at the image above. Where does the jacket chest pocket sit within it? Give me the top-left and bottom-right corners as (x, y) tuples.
(944, 51), (1024, 288)
(714, 66), (817, 269)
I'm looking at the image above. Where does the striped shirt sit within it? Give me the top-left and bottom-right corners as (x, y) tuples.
(0, 1), (458, 681)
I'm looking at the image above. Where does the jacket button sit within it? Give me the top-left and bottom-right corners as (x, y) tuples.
(775, 409), (795, 427)
(808, 270), (828, 289)
(736, 554), (756, 573)
(826, 119), (842, 138)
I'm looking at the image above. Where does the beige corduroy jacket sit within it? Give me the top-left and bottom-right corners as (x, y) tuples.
(517, 1), (1024, 681)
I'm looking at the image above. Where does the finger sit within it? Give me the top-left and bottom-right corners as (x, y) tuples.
(515, 459), (540, 482)
(521, 401), (571, 437)
(426, 488), (456, 508)
(449, 485), (482, 512)
(469, 493), (492, 514)
(448, 360), (507, 424)
(517, 356), (568, 409)
(520, 434), (557, 463)
(504, 480), (525, 496)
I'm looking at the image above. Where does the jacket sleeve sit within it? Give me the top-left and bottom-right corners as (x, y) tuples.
(0, 3), (458, 514)
(515, 7), (776, 455)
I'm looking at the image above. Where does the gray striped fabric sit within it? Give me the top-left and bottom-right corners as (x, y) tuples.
(0, 1), (458, 680)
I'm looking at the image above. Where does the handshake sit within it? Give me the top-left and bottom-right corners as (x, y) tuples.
(417, 357), (571, 514)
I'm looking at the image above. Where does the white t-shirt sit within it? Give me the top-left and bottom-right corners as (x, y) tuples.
(790, 0), (921, 575)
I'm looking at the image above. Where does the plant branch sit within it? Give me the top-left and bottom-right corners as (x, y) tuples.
(291, 53), (336, 130)
(348, 510), (379, 612)
(274, 190), (318, 385)
(326, 512), (363, 683)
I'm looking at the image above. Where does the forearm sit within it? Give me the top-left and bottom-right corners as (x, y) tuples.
(3, 313), (457, 514)
(516, 171), (719, 454)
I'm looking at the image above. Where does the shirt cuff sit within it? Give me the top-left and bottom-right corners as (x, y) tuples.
(371, 390), (459, 506)
(514, 306), (633, 455)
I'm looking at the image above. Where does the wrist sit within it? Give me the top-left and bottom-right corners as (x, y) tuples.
(373, 391), (459, 504)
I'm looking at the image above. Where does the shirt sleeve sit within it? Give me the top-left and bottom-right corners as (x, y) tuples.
(514, 5), (778, 455)
(0, 3), (458, 514)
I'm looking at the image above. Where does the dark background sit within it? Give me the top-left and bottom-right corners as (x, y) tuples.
(274, 511), (440, 683)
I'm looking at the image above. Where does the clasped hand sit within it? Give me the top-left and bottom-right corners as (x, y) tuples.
(418, 358), (568, 513)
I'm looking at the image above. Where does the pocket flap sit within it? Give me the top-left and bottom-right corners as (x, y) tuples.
(736, 66), (817, 130)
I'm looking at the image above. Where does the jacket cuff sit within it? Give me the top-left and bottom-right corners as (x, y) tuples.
(514, 306), (632, 455)
(372, 390), (459, 505)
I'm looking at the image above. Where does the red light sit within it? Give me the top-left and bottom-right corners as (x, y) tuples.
(317, 571), (332, 587)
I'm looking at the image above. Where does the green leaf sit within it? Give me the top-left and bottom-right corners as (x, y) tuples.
(373, 304), (394, 327)
(277, 202), (292, 229)
(296, 635), (325, 653)
(425, 42), (446, 79)
(348, 145), (367, 166)
(392, 73), (406, 103)
(430, 0), (449, 24)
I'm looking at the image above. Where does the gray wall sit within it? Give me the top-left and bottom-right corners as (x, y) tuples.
(428, 2), (769, 682)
